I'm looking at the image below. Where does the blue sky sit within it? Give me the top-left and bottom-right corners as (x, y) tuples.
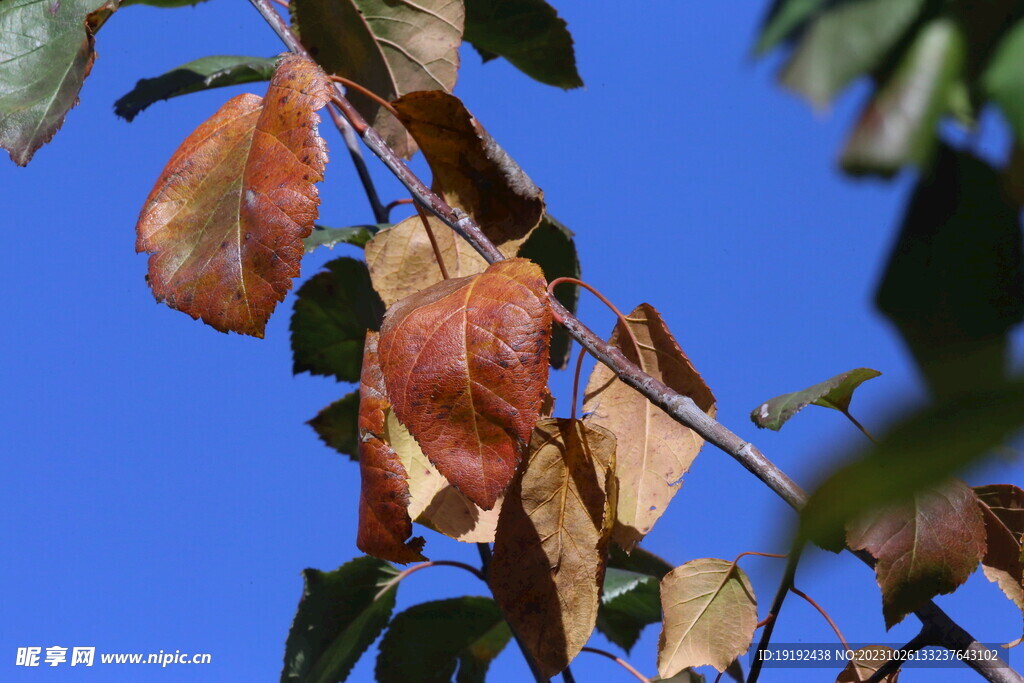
(1, 1), (1021, 681)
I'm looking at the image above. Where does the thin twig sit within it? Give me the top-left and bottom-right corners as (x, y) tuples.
(790, 586), (850, 652)
(865, 628), (936, 683)
(384, 197), (414, 219)
(248, 2), (1022, 680)
(548, 276), (645, 373)
(374, 560), (484, 600)
(561, 667), (577, 683)
(748, 543), (804, 683)
(414, 202), (449, 280)
(580, 647), (651, 683)
(842, 408), (877, 443)
(329, 75), (400, 118)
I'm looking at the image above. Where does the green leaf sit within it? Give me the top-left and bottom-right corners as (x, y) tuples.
(291, 0), (463, 158)
(840, 18), (965, 177)
(281, 556), (399, 683)
(753, 0), (826, 56)
(464, 0), (582, 89)
(375, 597), (512, 683)
(984, 17), (1024, 141)
(517, 214), (580, 369)
(801, 380), (1024, 551)
(0, 0), (117, 166)
(308, 392), (359, 461)
(304, 225), (384, 253)
(608, 544), (673, 579)
(290, 257), (384, 383)
(750, 368), (881, 431)
(779, 0), (926, 107)
(596, 568), (661, 652)
(114, 55), (277, 122)
(876, 145), (1024, 399)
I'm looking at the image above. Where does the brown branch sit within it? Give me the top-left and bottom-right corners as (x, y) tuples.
(329, 76), (400, 118)
(747, 544), (803, 683)
(248, 2), (1020, 680)
(866, 628), (936, 683)
(384, 197), (414, 219)
(580, 647), (651, 683)
(414, 202), (448, 280)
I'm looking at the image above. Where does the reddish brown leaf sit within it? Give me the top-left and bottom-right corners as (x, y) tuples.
(356, 331), (426, 564)
(975, 484), (1024, 615)
(136, 54), (330, 337)
(847, 480), (986, 628)
(378, 258), (552, 510)
(392, 91), (545, 250)
(490, 418), (616, 678)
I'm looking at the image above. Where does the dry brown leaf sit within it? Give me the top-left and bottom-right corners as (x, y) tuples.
(583, 303), (716, 550)
(136, 54), (330, 337)
(355, 332), (426, 564)
(378, 258), (552, 510)
(974, 484), (1024, 643)
(836, 646), (900, 682)
(490, 418), (616, 678)
(365, 214), (489, 308)
(392, 91), (545, 250)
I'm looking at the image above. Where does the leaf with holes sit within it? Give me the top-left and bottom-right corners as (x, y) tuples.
(975, 484), (1024, 613)
(290, 257), (384, 383)
(136, 54), (330, 337)
(309, 391), (359, 461)
(0, 0), (117, 165)
(584, 303), (715, 550)
(366, 214), (489, 309)
(490, 418), (616, 678)
(597, 568), (661, 653)
(847, 480), (986, 628)
(114, 55), (277, 121)
(750, 368), (881, 431)
(356, 332), (426, 564)
(281, 556), (399, 683)
(378, 258), (551, 510)
(292, 0), (463, 158)
(657, 558), (757, 676)
(375, 597), (512, 683)
(392, 92), (545, 250)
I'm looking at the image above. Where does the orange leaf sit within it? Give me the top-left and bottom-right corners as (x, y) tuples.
(136, 54), (330, 337)
(378, 258), (552, 510)
(490, 418), (616, 678)
(356, 331), (426, 564)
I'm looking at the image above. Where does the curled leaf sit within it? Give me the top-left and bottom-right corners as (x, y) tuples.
(750, 368), (880, 431)
(847, 480), (986, 628)
(392, 91), (545, 250)
(136, 55), (331, 337)
(356, 332), (426, 563)
(490, 418), (616, 678)
(974, 484), (1024, 615)
(378, 258), (552, 510)
(584, 303), (715, 550)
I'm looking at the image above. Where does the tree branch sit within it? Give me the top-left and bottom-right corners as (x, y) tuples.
(247, 1), (1021, 680)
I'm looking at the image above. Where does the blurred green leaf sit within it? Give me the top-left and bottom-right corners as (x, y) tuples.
(754, 0), (826, 56)
(984, 17), (1024, 141)
(464, 0), (582, 89)
(375, 597), (511, 683)
(801, 380), (1024, 550)
(779, 0), (926, 107)
(876, 145), (1024, 399)
(281, 557), (399, 683)
(304, 225), (384, 253)
(114, 56), (277, 121)
(308, 392), (359, 461)
(841, 19), (965, 177)
(290, 258), (384, 383)
(517, 214), (580, 369)
(751, 368), (881, 431)
(596, 568), (661, 652)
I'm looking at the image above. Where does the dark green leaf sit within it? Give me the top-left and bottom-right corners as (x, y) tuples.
(464, 0), (582, 89)
(114, 55), (277, 122)
(375, 597), (512, 683)
(596, 568), (661, 652)
(750, 368), (881, 431)
(753, 0), (826, 56)
(281, 556), (399, 683)
(801, 380), (1024, 551)
(304, 225), (384, 253)
(0, 0), (117, 166)
(876, 145), (1024, 399)
(984, 17), (1024, 141)
(517, 214), (580, 369)
(290, 258), (384, 383)
(308, 392), (359, 461)
(608, 545), (673, 579)
(840, 19), (965, 177)
(779, 0), (926, 107)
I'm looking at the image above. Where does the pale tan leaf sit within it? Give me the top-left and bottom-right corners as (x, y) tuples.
(583, 303), (716, 550)
(365, 214), (488, 308)
(490, 418), (616, 677)
(657, 558), (757, 676)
